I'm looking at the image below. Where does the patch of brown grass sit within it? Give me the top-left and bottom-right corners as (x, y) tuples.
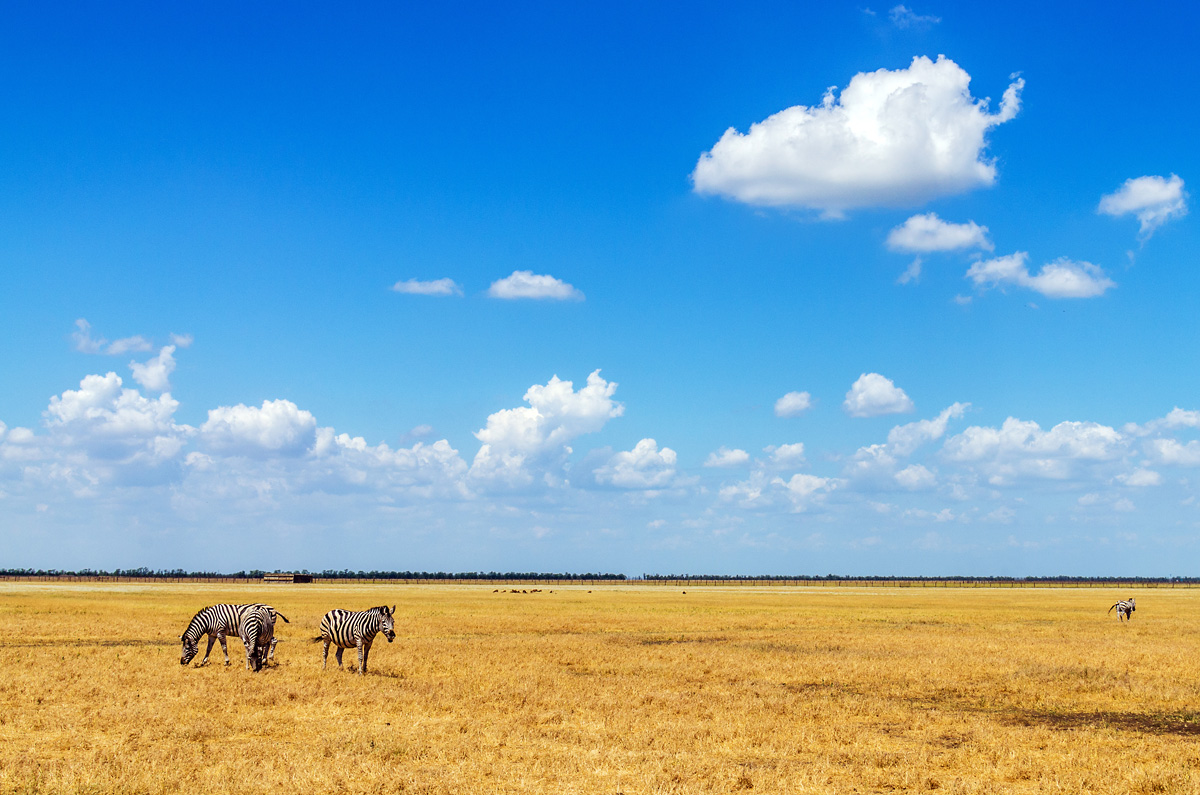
(1, 583), (1199, 793)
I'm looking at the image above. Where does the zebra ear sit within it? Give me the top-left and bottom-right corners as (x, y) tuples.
(390, 605), (396, 614)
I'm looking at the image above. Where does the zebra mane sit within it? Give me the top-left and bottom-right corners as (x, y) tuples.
(371, 605), (392, 614)
(182, 608), (211, 641)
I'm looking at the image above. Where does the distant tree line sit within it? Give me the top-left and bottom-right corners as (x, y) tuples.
(642, 574), (1200, 583)
(2, 568), (1194, 583)
(0, 567), (627, 581)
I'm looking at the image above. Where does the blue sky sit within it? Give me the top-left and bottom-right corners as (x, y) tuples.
(2, 2), (1198, 575)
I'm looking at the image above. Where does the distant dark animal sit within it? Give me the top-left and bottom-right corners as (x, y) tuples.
(240, 605), (276, 672)
(318, 606), (396, 675)
(179, 604), (290, 667)
(1108, 598), (1136, 621)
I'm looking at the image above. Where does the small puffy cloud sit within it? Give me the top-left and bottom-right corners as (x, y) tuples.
(1099, 174), (1188, 240)
(488, 271), (584, 301)
(763, 443), (806, 469)
(894, 463), (937, 490)
(704, 446), (751, 468)
(129, 345), (176, 393)
(1124, 407), (1200, 437)
(72, 319), (153, 356)
(594, 438), (678, 489)
(199, 399), (318, 457)
(889, 4), (941, 28)
(897, 257), (922, 285)
(719, 470), (837, 512)
(887, 402), (969, 456)
(887, 213), (992, 252)
(1118, 468), (1162, 487)
(170, 333), (194, 348)
(692, 56), (1023, 216)
(471, 370), (623, 485)
(391, 278), (463, 296)
(966, 252), (1115, 299)
(844, 373), (914, 417)
(774, 391), (812, 417)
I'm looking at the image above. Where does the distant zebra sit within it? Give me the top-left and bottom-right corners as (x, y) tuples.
(179, 604), (291, 667)
(318, 605), (396, 675)
(1108, 597), (1136, 621)
(240, 605), (276, 672)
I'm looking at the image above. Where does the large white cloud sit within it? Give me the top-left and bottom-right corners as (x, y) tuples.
(471, 370), (623, 486)
(887, 213), (992, 252)
(692, 55), (1023, 216)
(966, 252), (1115, 299)
(199, 399), (319, 457)
(43, 372), (189, 463)
(487, 271), (584, 301)
(1098, 174), (1188, 240)
(942, 417), (1126, 484)
(1145, 438), (1200, 467)
(844, 373), (915, 417)
(593, 438), (679, 489)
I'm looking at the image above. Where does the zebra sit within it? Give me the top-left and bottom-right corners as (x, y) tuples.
(240, 605), (276, 672)
(179, 603), (291, 667)
(318, 605), (396, 675)
(1108, 597), (1136, 621)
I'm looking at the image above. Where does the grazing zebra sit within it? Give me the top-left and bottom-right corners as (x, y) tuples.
(1108, 597), (1136, 621)
(179, 604), (291, 667)
(318, 605), (396, 675)
(240, 605), (276, 672)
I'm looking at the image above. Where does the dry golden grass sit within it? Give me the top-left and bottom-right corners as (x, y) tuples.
(2, 582), (1199, 794)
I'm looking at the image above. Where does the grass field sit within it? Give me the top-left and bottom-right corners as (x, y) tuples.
(2, 582), (1199, 794)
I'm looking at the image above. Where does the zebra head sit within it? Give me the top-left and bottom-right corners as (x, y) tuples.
(380, 605), (396, 642)
(180, 634), (199, 665)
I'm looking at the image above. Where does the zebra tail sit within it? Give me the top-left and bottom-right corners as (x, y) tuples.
(1108, 603), (1116, 613)
(312, 636), (325, 642)
(277, 612), (290, 623)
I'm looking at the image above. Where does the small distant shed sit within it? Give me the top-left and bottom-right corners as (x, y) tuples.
(263, 573), (313, 584)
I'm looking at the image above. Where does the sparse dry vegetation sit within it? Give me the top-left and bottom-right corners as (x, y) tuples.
(2, 582), (1199, 793)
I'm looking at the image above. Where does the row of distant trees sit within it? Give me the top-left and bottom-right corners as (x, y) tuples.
(643, 574), (1200, 583)
(0, 567), (1195, 583)
(0, 567), (627, 581)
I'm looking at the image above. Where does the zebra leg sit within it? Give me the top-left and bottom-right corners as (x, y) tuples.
(217, 632), (231, 665)
(357, 638), (365, 675)
(362, 639), (373, 674)
(201, 634), (218, 666)
(322, 639), (330, 670)
(335, 646), (345, 669)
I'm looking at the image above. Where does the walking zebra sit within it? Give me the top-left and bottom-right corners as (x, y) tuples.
(179, 603), (290, 667)
(318, 605), (396, 675)
(240, 605), (276, 672)
(1108, 597), (1136, 621)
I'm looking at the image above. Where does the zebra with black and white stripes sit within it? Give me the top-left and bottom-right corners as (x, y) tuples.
(240, 605), (276, 672)
(318, 605), (396, 675)
(1108, 597), (1136, 621)
(179, 603), (290, 667)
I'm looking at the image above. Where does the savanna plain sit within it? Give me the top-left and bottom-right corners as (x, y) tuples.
(1, 582), (1198, 794)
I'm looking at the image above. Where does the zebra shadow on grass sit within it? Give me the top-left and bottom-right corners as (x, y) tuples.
(1003, 710), (1200, 736)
